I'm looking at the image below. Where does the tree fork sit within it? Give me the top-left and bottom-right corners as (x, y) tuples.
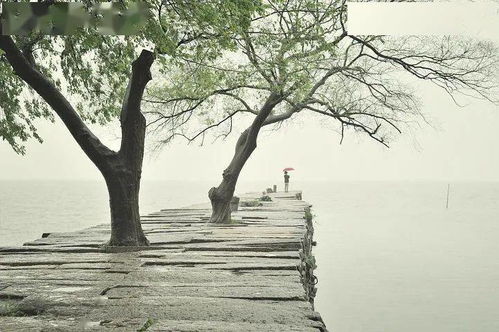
(106, 49), (155, 246)
(0, 34), (155, 246)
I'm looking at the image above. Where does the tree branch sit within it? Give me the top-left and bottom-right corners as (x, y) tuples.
(119, 49), (155, 166)
(0, 34), (116, 169)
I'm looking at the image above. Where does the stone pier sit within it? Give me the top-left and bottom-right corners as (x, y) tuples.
(0, 190), (326, 331)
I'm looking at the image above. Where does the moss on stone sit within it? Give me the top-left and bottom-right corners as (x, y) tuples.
(137, 318), (155, 331)
(240, 200), (263, 207)
(0, 297), (48, 317)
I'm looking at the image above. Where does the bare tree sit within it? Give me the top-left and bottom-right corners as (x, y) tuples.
(146, 0), (498, 223)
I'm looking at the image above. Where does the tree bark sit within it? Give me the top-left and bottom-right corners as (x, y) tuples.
(208, 92), (282, 223)
(105, 168), (148, 246)
(208, 129), (251, 223)
(102, 50), (154, 246)
(0, 35), (154, 246)
(103, 50), (154, 246)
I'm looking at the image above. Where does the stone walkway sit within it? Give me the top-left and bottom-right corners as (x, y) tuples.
(0, 191), (326, 331)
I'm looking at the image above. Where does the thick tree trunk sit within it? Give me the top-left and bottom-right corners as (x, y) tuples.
(208, 92), (283, 223)
(208, 187), (233, 224)
(0, 36), (155, 246)
(208, 131), (251, 223)
(103, 50), (153, 246)
(208, 146), (251, 223)
(105, 170), (148, 246)
(103, 108), (149, 246)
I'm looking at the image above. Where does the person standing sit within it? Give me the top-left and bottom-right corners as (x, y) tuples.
(284, 171), (290, 192)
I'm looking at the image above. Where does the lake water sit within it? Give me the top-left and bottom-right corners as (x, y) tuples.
(1, 180), (499, 332)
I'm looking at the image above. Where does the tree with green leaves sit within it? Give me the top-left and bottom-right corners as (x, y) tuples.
(0, 0), (260, 245)
(146, 0), (498, 224)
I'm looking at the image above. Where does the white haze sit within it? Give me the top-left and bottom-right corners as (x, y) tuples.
(1, 2), (499, 184)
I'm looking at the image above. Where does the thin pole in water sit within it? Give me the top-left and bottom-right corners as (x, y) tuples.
(446, 183), (450, 209)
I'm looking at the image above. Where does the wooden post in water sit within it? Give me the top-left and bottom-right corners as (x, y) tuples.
(446, 183), (450, 209)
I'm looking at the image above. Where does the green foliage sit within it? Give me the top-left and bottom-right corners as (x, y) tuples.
(0, 302), (21, 317)
(304, 207), (313, 223)
(240, 200), (263, 207)
(304, 254), (317, 270)
(229, 217), (241, 224)
(0, 0), (262, 154)
(260, 195), (272, 202)
(148, 0), (497, 147)
(148, 0), (369, 138)
(0, 55), (49, 154)
(0, 297), (48, 317)
(137, 318), (155, 331)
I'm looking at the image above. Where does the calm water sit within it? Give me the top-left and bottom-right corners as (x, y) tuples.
(1, 180), (499, 332)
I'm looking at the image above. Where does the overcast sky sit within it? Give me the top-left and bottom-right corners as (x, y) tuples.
(1, 1), (498, 183)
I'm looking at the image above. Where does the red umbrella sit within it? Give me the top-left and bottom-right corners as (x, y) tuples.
(283, 167), (295, 172)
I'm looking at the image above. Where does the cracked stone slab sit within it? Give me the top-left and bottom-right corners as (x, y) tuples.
(0, 190), (326, 331)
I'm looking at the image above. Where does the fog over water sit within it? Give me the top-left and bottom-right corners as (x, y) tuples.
(2, 180), (499, 331)
(1, 2), (499, 331)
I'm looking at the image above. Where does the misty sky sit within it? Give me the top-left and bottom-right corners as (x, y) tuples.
(1, 2), (498, 183)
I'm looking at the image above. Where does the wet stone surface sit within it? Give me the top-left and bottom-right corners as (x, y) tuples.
(0, 191), (326, 331)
